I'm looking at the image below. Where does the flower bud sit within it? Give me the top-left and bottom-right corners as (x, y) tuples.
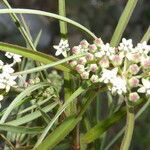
(99, 57), (109, 68)
(129, 92), (140, 102)
(110, 55), (123, 66)
(80, 71), (89, 79)
(76, 64), (85, 73)
(127, 52), (141, 63)
(69, 60), (77, 67)
(89, 64), (98, 72)
(86, 53), (94, 61)
(141, 59), (150, 69)
(129, 77), (139, 87)
(72, 46), (81, 54)
(90, 75), (99, 83)
(88, 44), (97, 53)
(129, 64), (140, 75)
(94, 38), (103, 47)
(78, 57), (87, 65)
(29, 79), (35, 85)
(35, 77), (40, 83)
(80, 40), (89, 49)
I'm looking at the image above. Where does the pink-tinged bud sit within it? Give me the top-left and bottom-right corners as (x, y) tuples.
(80, 71), (89, 79)
(90, 75), (99, 83)
(88, 44), (97, 53)
(89, 64), (98, 72)
(99, 57), (109, 68)
(141, 60), (150, 69)
(129, 77), (139, 87)
(86, 53), (94, 61)
(80, 40), (89, 49)
(76, 64), (85, 73)
(24, 82), (28, 88)
(129, 53), (141, 63)
(129, 92), (140, 102)
(69, 60), (77, 67)
(94, 38), (103, 47)
(72, 46), (81, 54)
(129, 64), (140, 75)
(78, 57), (87, 65)
(110, 55), (123, 66)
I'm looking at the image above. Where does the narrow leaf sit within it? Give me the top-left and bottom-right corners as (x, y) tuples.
(0, 124), (43, 134)
(81, 107), (126, 144)
(37, 116), (81, 150)
(110, 0), (138, 47)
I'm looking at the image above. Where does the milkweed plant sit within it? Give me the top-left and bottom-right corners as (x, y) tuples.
(0, 0), (149, 150)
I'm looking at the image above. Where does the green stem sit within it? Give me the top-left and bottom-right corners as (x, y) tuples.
(120, 105), (135, 150)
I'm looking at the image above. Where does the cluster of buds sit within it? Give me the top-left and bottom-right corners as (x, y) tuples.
(24, 77), (41, 88)
(56, 38), (149, 102)
(0, 52), (22, 101)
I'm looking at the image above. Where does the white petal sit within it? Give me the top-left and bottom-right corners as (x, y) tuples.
(138, 87), (146, 93)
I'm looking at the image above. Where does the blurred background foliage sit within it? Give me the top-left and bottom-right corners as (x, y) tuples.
(0, 0), (149, 149)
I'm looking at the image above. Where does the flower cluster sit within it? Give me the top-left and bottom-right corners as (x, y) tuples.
(54, 38), (150, 102)
(0, 52), (22, 101)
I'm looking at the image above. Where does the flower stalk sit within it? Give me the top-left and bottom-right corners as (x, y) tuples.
(120, 104), (135, 150)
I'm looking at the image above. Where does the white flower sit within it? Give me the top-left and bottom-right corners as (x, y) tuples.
(2, 64), (15, 75)
(138, 78), (150, 95)
(5, 52), (22, 63)
(53, 39), (70, 57)
(100, 43), (115, 57)
(111, 76), (127, 95)
(95, 51), (105, 58)
(118, 38), (133, 51)
(100, 68), (118, 83)
(135, 41), (150, 55)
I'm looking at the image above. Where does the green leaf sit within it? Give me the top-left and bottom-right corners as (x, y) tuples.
(0, 124), (43, 134)
(37, 116), (81, 150)
(110, 0), (138, 47)
(6, 102), (58, 126)
(0, 8), (96, 39)
(81, 107), (126, 144)
(140, 26), (150, 43)
(0, 42), (70, 72)
(0, 83), (49, 123)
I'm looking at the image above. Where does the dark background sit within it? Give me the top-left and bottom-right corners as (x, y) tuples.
(0, 0), (149, 149)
